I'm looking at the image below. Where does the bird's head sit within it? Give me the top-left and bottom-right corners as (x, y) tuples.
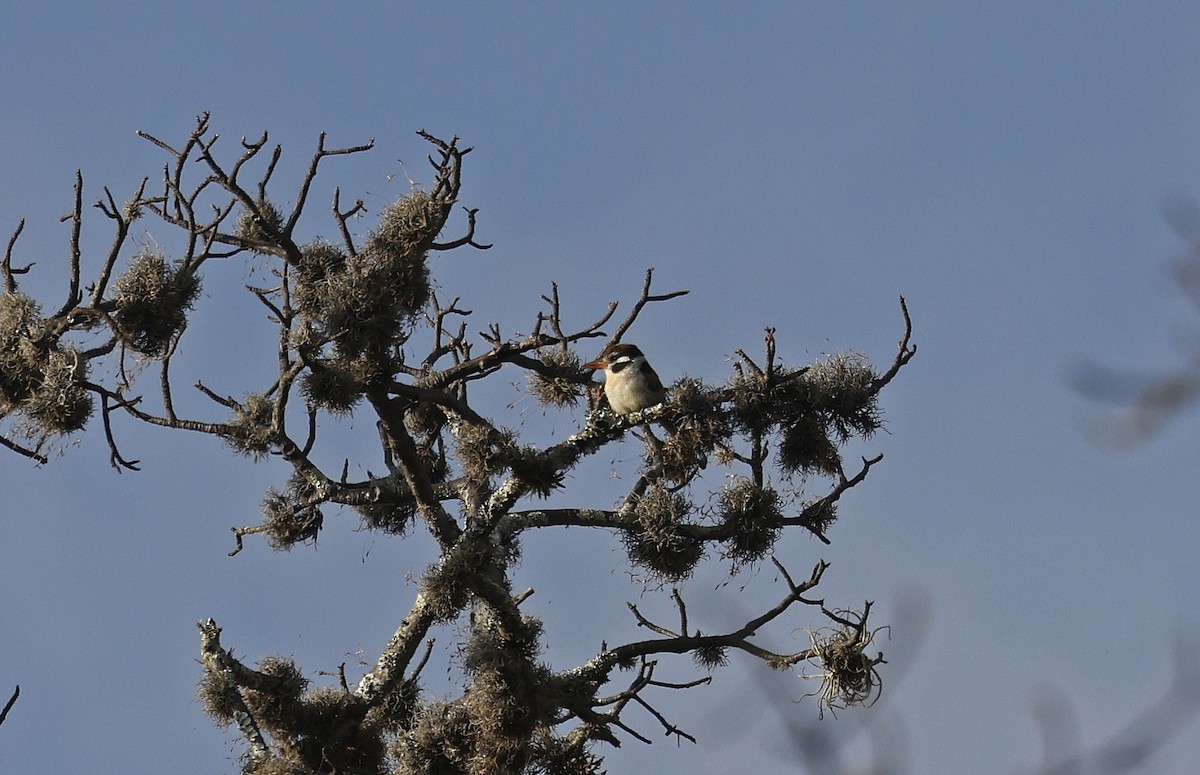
(584, 342), (646, 373)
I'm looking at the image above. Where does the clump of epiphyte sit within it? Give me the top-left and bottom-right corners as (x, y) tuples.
(727, 350), (880, 481)
(224, 392), (276, 459)
(196, 668), (239, 728)
(292, 240), (348, 321)
(455, 423), (517, 483)
(0, 292), (94, 437)
(778, 415), (842, 477)
(299, 359), (361, 416)
(353, 484), (418, 536)
(527, 730), (606, 775)
(257, 655), (308, 700)
(623, 484), (703, 581)
(121, 198), (143, 223)
(111, 248), (200, 357)
(284, 686), (384, 774)
(0, 292), (48, 409)
(462, 613), (553, 769)
(294, 193), (447, 380)
(261, 479), (324, 550)
(317, 248), (428, 364)
(238, 655), (309, 730)
(728, 363), (792, 431)
(799, 496), (838, 536)
(802, 352), (880, 441)
(404, 401), (447, 439)
(528, 348), (587, 408)
(372, 189), (448, 259)
(692, 641), (730, 671)
(235, 198), (284, 248)
(718, 477), (783, 565)
(392, 700), (475, 775)
(418, 578), (464, 628)
(801, 614), (887, 718)
(769, 353), (882, 478)
(509, 445), (566, 499)
(225, 680), (384, 775)
(368, 676), (420, 733)
(660, 377), (729, 481)
(422, 544), (493, 623)
(22, 348), (93, 435)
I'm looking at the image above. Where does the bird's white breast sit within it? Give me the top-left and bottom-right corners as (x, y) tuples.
(604, 357), (663, 414)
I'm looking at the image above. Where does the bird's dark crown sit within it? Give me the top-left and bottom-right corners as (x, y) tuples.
(601, 342), (644, 361)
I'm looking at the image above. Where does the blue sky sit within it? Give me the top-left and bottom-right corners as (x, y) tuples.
(4, 3), (1200, 773)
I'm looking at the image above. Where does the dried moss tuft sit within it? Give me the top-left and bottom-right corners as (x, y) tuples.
(23, 348), (93, 434)
(111, 249), (200, 357)
(261, 483), (324, 550)
(692, 642), (730, 671)
(718, 478), (783, 565)
(235, 199), (284, 247)
(622, 485), (703, 581)
(225, 393), (276, 459)
(802, 616), (887, 718)
(528, 348), (587, 408)
(299, 360), (361, 416)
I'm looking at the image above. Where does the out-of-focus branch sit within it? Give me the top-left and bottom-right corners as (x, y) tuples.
(1033, 634), (1200, 775)
(1072, 197), (1200, 445)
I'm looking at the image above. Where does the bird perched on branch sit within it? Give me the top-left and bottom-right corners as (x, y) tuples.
(584, 342), (668, 415)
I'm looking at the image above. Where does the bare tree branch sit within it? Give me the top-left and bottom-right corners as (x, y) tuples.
(0, 685), (18, 727)
(608, 267), (689, 346)
(2, 219), (30, 293)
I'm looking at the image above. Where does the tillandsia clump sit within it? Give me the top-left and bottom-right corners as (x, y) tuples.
(623, 483), (705, 582)
(528, 347), (588, 408)
(111, 248), (200, 357)
(2, 114), (913, 774)
(235, 198), (285, 248)
(718, 476), (784, 566)
(0, 291), (93, 441)
(800, 605), (889, 719)
(0, 291), (46, 410)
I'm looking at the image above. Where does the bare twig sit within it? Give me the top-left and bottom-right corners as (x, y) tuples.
(609, 268), (690, 345)
(871, 295), (915, 393)
(0, 434), (48, 466)
(0, 685), (18, 727)
(287, 133), (376, 238)
(2, 219), (30, 292)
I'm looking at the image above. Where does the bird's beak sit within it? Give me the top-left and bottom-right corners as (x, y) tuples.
(582, 358), (607, 371)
